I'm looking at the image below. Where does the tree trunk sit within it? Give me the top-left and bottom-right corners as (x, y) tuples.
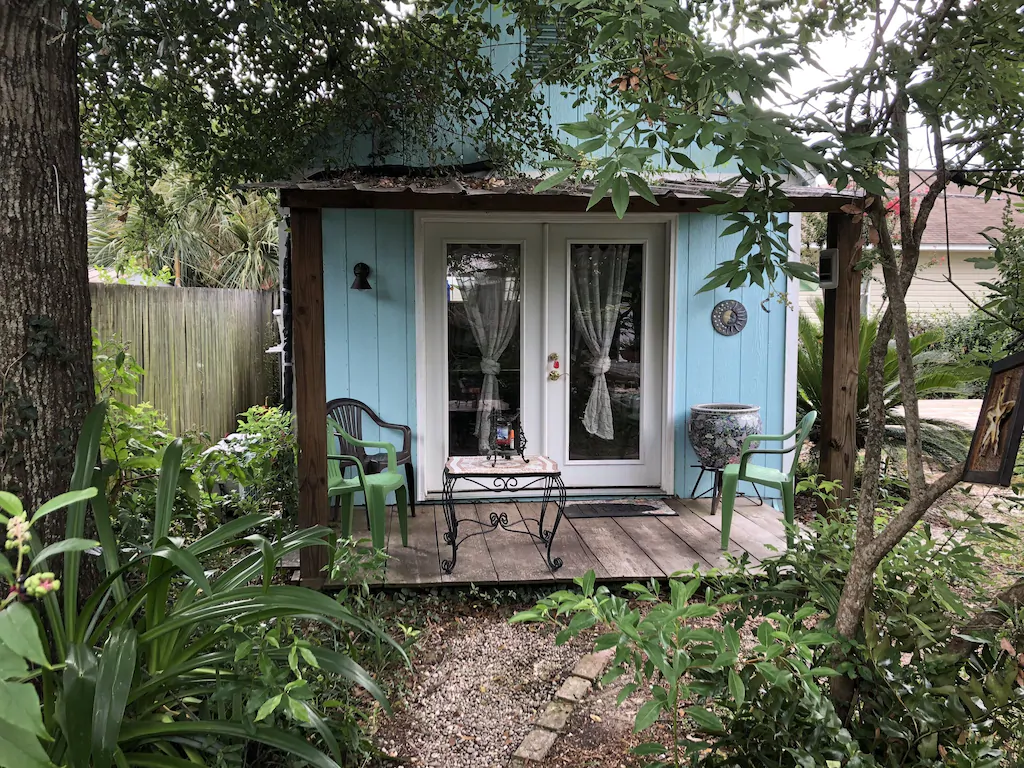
(0, 1), (93, 540)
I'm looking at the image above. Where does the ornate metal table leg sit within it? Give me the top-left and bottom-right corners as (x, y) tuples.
(541, 474), (565, 571)
(440, 471), (458, 574)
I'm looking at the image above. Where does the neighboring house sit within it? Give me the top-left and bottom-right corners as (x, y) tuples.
(801, 171), (1021, 317)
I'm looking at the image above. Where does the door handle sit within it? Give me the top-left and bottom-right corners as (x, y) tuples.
(547, 352), (562, 381)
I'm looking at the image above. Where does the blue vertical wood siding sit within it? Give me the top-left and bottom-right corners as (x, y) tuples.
(673, 214), (788, 499)
(320, 209), (789, 500)
(322, 210), (417, 488)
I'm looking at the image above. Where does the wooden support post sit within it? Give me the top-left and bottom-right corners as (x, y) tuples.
(290, 208), (328, 587)
(819, 212), (862, 507)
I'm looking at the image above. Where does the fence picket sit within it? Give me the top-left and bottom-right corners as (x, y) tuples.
(90, 284), (277, 438)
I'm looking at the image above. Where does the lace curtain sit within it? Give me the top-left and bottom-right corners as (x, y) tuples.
(456, 263), (521, 453)
(569, 244), (630, 440)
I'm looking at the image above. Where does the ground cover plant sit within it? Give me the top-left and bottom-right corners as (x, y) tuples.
(513, 499), (1024, 767)
(0, 401), (405, 768)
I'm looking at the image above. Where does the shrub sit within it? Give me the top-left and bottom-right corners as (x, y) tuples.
(910, 311), (1016, 397)
(798, 301), (985, 466)
(201, 404), (298, 522)
(513, 498), (1024, 767)
(0, 402), (402, 767)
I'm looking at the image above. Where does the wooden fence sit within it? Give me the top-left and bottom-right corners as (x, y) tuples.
(90, 284), (279, 437)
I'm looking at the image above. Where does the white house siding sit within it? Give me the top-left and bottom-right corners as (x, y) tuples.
(799, 247), (993, 318)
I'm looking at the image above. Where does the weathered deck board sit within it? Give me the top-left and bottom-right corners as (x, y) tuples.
(384, 505), (442, 586)
(614, 516), (708, 575)
(433, 503), (498, 584)
(678, 499), (787, 561)
(323, 497), (781, 587)
(518, 501), (610, 580)
(568, 517), (664, 579)
(476, 502), (555, 583)
(660, 498), (748, 567)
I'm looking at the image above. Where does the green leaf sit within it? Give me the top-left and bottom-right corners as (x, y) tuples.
(61, 644), (98, 768)
(0, 493), (23, 521)
(633, 699), (663, 732)
(31, 537), (99, 568)
(728, 668), (745, 708)
(125, 721), (345, 768)
(151, 541), (213, 597)
(0, 716), (50, 768)
(685, 706), (725, 733)
(153, 439), (184, 541)
(92, 626), (138, 767)
(627, 173), (658, 206)
(0, 679), (46, 737)
(288, 696), (310, 722)
(534, 167), (574, 194)
(0, 604), (48, 668)
(30, 489), (98, 525)
(256, 693), (283, 722)
(0, 641), (27, 679)
(611, 175), (629, 219)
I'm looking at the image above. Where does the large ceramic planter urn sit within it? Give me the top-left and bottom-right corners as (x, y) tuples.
(688, 403), (763, 469)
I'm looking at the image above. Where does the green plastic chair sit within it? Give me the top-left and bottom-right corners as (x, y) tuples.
(327, 418), (409, 550)
(719, 410), (817, 550)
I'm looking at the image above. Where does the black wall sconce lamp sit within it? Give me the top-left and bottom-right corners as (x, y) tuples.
(351, 262), (372, 291)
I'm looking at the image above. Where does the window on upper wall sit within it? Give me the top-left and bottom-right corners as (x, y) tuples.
(524, 23), (561, 78)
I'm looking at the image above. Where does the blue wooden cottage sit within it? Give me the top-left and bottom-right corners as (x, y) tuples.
(272, 20), (864, 584)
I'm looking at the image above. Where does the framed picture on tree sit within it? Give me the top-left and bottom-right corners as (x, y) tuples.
(964, 350), (1024, 486)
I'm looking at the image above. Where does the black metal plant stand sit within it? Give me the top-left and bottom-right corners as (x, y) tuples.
(440, 456), (566, 574)
(690, 464), (763, 517)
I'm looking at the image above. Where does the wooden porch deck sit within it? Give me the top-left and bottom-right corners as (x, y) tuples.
(359, 497), (786, 587)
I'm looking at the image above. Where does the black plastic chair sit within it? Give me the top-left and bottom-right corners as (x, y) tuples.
(326, 398), (416, 515)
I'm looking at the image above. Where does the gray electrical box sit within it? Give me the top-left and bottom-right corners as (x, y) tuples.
(819, 248), (839, 289)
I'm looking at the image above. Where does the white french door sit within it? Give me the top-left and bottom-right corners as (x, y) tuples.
(419, 217), (669, 496)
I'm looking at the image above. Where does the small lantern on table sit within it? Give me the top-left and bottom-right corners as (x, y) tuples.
(486, 411), (529, 466)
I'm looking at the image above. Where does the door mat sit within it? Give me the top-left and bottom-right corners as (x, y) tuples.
(564, 499), (676, 518)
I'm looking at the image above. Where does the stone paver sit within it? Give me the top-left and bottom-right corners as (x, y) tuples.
(511, 728), (558, 765)
(535, 700), (573, 732)
(555, 674), (591, 703)
(572, 649), (614, 682)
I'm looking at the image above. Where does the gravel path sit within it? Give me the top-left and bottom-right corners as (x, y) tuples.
(374, 609), (593, 768)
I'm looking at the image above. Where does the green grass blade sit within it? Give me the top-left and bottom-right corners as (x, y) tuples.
(91, 627), (138, 768)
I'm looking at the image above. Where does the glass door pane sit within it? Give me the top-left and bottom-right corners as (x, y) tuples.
(447, 243), (521, 455)
(568, 243), (644, 460)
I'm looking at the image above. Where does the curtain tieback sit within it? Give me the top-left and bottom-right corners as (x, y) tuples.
(587, 356), (611, 377)
(480, 358), (501, 375)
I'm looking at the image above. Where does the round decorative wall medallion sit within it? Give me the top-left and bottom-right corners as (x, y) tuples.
(711, 300), (748, 336)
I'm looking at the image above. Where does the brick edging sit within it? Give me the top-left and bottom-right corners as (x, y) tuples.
(510, 649), (614, 766)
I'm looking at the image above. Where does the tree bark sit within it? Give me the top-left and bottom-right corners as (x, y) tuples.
(0, 1), (94, 539)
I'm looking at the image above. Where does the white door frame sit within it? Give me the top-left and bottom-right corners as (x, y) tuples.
(414, 211), (679, 500)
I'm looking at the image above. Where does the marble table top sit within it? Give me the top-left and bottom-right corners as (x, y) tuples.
(444, 455), (560, 476)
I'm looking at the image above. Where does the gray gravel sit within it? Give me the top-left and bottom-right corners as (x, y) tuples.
(374, 611), (591, 768)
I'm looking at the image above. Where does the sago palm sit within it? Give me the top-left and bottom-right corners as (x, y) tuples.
(797, 300), (985, 466)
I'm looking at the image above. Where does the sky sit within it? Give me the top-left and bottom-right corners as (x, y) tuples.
(783, 14), (935, 169)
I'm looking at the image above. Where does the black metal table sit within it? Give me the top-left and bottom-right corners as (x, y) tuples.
(441, 455), (566, 574)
